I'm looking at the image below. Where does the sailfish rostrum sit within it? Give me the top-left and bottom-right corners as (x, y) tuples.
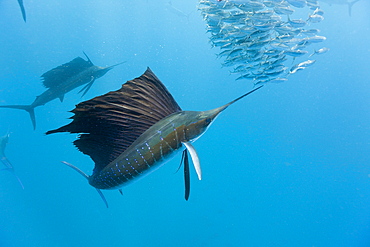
(46, 68), (262, 207)
(0, 52), (124, 129)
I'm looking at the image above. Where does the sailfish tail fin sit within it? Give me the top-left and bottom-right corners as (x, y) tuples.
(0, 105), (36, 130)
(61, 161), (108, 208)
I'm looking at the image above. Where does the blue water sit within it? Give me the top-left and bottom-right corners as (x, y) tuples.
(0, 0), (370, 246)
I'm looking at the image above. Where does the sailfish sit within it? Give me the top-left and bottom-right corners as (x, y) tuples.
(46, 68), (262, 207)
(0, 133), (24, 189)
(0, 53), (124, 129)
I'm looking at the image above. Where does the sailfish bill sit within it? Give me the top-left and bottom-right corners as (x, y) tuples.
(0, 53), (124, 130)
(46, 68), (263, 206)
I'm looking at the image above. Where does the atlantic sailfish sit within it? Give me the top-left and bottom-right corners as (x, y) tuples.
(0, 53), (124, 129)
(0, 133), (24, 189)
(46, 68), (262, 207)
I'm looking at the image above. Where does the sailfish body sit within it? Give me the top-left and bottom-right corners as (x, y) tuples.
(89, 109), (219, 190)
(47, 68), (262, 206)
(0, 53), (123, 129)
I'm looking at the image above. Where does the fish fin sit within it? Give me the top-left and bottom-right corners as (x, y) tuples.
(1, 155), (13, 169)
(61, 161), (108, 208)
(182, 142), (202, 180)
(78, 77), (95, 97)
(47, 68), (182, 173)
(83, 52), (94, 66)
(175, 150), (185, 174)
(41, 56), (93, 89)
(0, 105), (36, 129)
(348, 0), (360, 16)
(59, 94), (65, 102)
(183, 150), (190, 200)
(95, 188), (109, 208)
(13, 172), (24, 189)
(17, 0), (26, 22)
(119, 189), (123, 195)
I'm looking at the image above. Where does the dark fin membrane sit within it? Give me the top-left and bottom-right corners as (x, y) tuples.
(41, 56), (93, 89)
(17, 0), (26, 22)
(47, 67), (182, 173)
(181, 150), (190, 201)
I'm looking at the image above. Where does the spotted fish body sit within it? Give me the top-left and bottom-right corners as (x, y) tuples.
(90, 109), (220, 189)
(47, 68), (262, 205)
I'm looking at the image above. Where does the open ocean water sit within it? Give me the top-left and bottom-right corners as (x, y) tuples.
(0, 0), (370, 246)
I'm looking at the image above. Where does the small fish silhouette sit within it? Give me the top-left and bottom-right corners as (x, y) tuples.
(47, 68), (262, 207)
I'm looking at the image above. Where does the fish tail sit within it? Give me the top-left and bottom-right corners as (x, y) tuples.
(0, 105), (36, 130)
(61, 161), (109, 208)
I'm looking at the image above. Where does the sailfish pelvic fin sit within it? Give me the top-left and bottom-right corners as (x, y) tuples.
(180, 150), (191, 200)
(182, 141), (202, 180)
(78, 77), (95, 97)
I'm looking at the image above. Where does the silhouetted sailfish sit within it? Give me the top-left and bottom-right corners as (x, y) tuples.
(0, 133), (24, 189)
(46, 68), (262, 207)
(0, 52), (124, 129)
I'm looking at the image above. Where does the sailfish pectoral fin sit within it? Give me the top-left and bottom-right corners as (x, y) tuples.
(182, 142), (202, 180)
(78, 77), (95, 97)
(61, 161), (108, 208)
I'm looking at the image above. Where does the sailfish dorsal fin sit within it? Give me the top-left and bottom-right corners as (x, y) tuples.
(41, 57), (93, 89)
(46, 67), (182, 173)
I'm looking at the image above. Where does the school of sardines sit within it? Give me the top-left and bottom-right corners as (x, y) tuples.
(198, 0), (328, 85)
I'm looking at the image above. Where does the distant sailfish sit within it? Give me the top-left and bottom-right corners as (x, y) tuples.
(0, 53), (124, 129)
(0, 133), (24, 189)
(46, 68), (262, 207)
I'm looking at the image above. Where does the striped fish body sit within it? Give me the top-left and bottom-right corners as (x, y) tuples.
(89, 109), (220, 189)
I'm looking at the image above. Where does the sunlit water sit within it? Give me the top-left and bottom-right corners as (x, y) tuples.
(0, 0), (369, 246)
